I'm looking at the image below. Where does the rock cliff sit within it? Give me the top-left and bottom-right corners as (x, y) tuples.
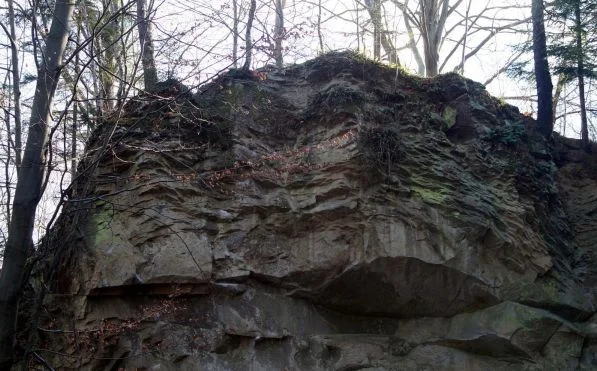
(20, 52), (597, 370)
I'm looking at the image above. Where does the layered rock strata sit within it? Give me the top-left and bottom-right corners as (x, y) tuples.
(23, 52), (597, 370)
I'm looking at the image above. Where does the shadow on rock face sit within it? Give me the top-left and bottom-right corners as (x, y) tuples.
(311, 257), (500, 317)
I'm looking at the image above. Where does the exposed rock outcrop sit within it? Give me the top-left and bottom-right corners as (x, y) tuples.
(21, 52), (597, 370)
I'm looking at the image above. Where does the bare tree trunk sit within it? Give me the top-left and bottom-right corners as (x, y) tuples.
(531, 0), (553, 138)
(7, 0), (22, 170)
(71, 99), (78, 181)
(420, 0), (441, 76)
(274, 0), (285, 68)
(415, 0), (462, 76)
(577, 73), (588, 147)
(232, 0), (239, 67)
(79, 1), (103, 118)
(373, 1), (381, 60)
(115, 5), (130, 109)
(355, 0), (361, 51)
(575, 2), (589, 150)
(0, 0), (23, 172)
(457, 0), (472, 74)
(317, 0), (324, 53)
(0, 0), (74, 368)
(366, 0), (400, 64)
(137, 0), (158, 90)
(401, 0), (424, 74)
(243, 0), (257, 71)
(93, 31), (106, 117)
(72, 27), (81, 181)
(552, 73), (567, 123)
(379, 28), (400, 64)
(393, 0), (526, 77)
(99, 0), (119, 112)
(365, 0), (381, 60)
(3, 93), (13, 229)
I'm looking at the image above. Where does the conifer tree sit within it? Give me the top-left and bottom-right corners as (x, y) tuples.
(548, 0), (596, 150)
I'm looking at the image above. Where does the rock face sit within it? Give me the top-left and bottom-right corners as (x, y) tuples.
(23, 52), (597, 370)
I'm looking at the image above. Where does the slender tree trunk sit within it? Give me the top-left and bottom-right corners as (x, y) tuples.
(137, 0), (158, 90)
(232, 0), (239, 67)
(3, 105), (12, 229)
(79, 1), (103, 118)
(552, 73), (567, 123)
(93, 33), (106, 117)
(577, 74), (588, 147)
(379, 29), (400, 65)
(72, 26), (81, 181)
(401, 1), (425, 75)
(366, 0), (381, 60)
(373, 1), (380, 60)
(574, 2), (589, 150)
(243, 0), (257, 71)
(71, 99), (78, 181)
(8, 0), (22, 170)
(423, 37), (439, 76)
(115, 7), (129, 109)
(421, 0), (440, 76)
(317, 0), (324, 53)
(274, 0), (285, 68)
(99, 0), (118, 112)
(366, 0), (400, 64)
(457, 0), (472, 74)
(355, 0), (360, 52)
(531, 0), (553, 138)
(420, 0), (458, 76)
(0, 1), (74, 368)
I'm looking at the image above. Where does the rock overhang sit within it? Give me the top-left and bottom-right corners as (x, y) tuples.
(24, 51), (597, 370)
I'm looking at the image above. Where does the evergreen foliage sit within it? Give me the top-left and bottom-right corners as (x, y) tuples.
(548, 0), (597, 79)
(547, 0), (596, 150)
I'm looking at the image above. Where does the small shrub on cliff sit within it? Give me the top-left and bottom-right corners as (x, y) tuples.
(312, 83), (369, 109)
(149, 78), (191, 97)
(484, 120), (527, 146)
(514, 158), (557, 198)
(358, 126), (404, 175)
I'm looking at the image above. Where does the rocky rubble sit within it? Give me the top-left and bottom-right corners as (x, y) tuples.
(20, 52), (597, 370)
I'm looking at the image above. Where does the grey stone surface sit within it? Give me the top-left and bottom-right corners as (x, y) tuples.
(24, 52), (597, 370)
